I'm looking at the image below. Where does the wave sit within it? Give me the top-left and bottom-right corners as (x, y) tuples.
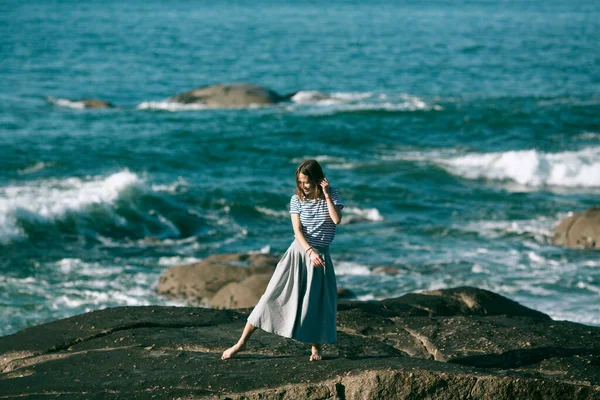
(342, 207), (384, 224)
(289, 91), (443, 114)
(136, 101), (211, 111)
(460, 215), (560, 242)
(17, 161), (56, 175)
(46, 97), (88, 109)
(0, 170), (142, 243)
(335, 261), (373, 276)
(291, 155), (360, 170)
(575, 132), (600, 141)
(391, 146), (600, 189)
(255, 206), (288, 218)
(158, 256), (200, 266)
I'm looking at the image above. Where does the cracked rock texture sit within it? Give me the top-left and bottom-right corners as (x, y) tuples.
(1, 287), (599, 399)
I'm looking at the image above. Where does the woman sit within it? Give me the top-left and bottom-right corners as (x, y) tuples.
(221, 159), (343, 361)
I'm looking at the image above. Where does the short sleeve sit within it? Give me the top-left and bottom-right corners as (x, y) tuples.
(289, 194), (301, 214)
(330, 187), (344, 210)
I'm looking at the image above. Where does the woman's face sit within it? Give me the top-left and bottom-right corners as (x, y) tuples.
(297, 173), (313, 195)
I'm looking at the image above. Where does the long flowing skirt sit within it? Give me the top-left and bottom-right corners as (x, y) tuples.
(247, 239), (337, 344)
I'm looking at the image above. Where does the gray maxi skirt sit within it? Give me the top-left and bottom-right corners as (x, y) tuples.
(247, 239), (337, 344)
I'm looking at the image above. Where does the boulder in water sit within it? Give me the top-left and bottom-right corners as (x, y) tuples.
(46, 96), (114, 109)
(552, 206), (600, 249)
(168, 83), (296, 108)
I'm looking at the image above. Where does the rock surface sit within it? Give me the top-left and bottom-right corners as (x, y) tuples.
(157, 253), (279, 307)
(552, 206), (600, 249)
(168, 83), (296, 108)
(1, 287), (599, 399)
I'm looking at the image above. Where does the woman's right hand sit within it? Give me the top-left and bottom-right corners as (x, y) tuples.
(310, 250), (325, 268)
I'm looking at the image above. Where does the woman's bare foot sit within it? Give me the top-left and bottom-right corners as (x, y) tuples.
(221, 342), (247, 360)
(309, 344), (322, 361)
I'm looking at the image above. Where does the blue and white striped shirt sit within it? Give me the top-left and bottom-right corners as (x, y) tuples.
(289, 187), (344, 248)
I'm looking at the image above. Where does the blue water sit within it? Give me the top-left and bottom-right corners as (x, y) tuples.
(1, 0), (600, 336)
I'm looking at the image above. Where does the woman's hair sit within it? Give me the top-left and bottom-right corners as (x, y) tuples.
(295, 159), (325, 201)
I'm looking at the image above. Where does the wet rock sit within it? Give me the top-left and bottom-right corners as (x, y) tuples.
(81, 99), (114, 108)
(552, 206), (600, 249)
(372, 266), (401, 275)
(168, 83), (296, 108)
(337, 287), (355, 299)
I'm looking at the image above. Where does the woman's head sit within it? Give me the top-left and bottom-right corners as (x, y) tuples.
(295, 159), (325, 200)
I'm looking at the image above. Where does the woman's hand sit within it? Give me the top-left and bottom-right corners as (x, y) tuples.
(309, 250), (325, 268)
(320, 177), (330, 195)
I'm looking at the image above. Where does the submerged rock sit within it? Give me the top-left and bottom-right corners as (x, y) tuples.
(168, 83), (296, 107)
(80, 99), (114, 108)
(46, 96), (114, 109)
(552, 206), (600, 249)
(1, 287), (599, 399)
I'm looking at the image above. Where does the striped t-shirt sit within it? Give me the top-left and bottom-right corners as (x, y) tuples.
(289, 187), (344, 248)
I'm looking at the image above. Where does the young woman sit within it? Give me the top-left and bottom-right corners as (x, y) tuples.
(221, 159), (343, 361)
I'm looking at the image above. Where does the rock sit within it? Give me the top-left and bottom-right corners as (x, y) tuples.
(81, 99), (114, 108)
(552, 206), (600, 249)
(337, 287), (355, 299)
(372, 266), (401, 275)
(46, 96), (114, 109)
(168, 83), (296, 108)
(157, 253), (278, 306)
(1, 287), (599, 399)
(210, 274), (272, 309)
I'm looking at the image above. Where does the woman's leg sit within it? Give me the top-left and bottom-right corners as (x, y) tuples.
(310, 343), (322, 361)
(221, 322), (258, 360)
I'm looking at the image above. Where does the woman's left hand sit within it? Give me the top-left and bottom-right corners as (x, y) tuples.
(320, 177), (330, 195)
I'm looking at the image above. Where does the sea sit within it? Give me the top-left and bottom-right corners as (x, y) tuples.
(1, 0), (599, 337)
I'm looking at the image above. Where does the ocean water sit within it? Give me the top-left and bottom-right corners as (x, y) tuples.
(1, 0), (599, 336)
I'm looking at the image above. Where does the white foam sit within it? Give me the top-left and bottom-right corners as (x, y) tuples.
(17, 161), (56, 175)
(289, 91), (442, 113)
(137, 101), (210, 111)
(151, 177), (188, 194)
(158, 256), (200, 266)
(291, 155), (358, 169)
(575, 132), (600, 141)
(462, 217), (557, 241)
(0, 170), (141, 243)
(57, 258), (122, 277)
(437, 147), (600, 188)
(255, 206), (288, 218)
(342, 207), (384, 224)
(249, 245), (271, 254)
(335, 261), (372, 276)
(47, 97), (86, 109)
(356, 294), (377, 301)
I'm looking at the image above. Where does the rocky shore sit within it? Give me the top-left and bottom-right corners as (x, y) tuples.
(1, 287), (599, 399)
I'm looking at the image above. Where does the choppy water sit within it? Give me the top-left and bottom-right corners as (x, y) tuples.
(1, 0), (600, 336)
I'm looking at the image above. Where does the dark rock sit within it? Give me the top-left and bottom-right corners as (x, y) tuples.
(552, 206), (600, 249)
(168, 83), (296, 108)
(1, 287), (599, 399)
(337, 287), (355, 299)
